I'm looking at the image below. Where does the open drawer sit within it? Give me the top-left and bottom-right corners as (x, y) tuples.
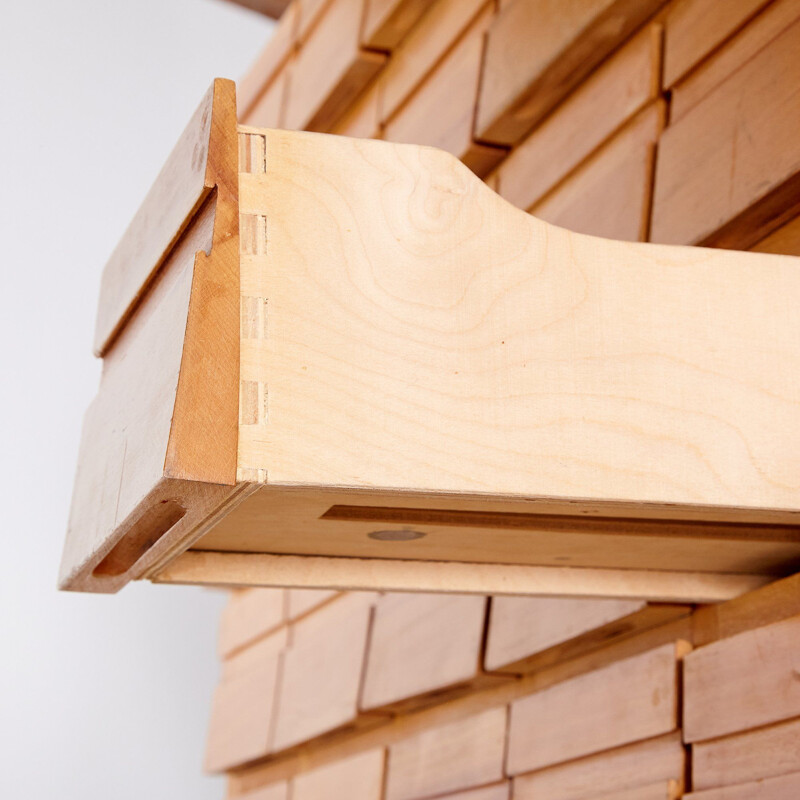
(60, 79), (800, 601)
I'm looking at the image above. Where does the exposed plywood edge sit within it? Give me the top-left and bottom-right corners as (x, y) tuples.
(153, 551), (770, 602)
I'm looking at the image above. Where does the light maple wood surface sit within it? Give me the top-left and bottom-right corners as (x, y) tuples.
(512, 732), (685, 800)
(360, 592), (496, 711)
(506, 642), (682, 774)
(685, 771), (800, 800)
(291, 748), (385, 800)
(385, 706), (507, 800)
(361, 0), (429, 51)
(475, 0), (666, 145)
(683, 614), (800, 743)
(218, 587), (287, 657)
(442, 784), (510, 800)
(205, 627), (287, 772)
(691, 716), (800, 791)
(497, 23), (661, 212)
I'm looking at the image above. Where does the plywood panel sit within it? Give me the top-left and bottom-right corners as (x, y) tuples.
(651, 17), (800, 248)
(272, 592), (379, 750)
(284, 0), (386, 132)
(237, 783), (290, 800)
(686, 772), (800, 799)
(385, 707), (507, 800)
(485, 596), (647, 672)
(330, 77), (382, 139)
(205, 628), (288, 772)
(498, 24), (660, 212)
(669, 0), (800, 122)
(443, 784), (509, 800)
(662, 0), (770, 87)
(683, 615), (800, 743)
(361, 593), (492, 711)
(506, 643), (680, 774)
(246, 69), (288, 129)
(512, 733), (685, 800)
(692, 717), (800, 790)
(531, 101), (664, 240)
(291, 748), (385, 799)
(219, 588), (286, 658)
(286, 589), (339, 619)
(475, 0), (666, 145)
(361, 0), (429, 50)
(383, 7), (505, 177)
(380, 0), (487, 122)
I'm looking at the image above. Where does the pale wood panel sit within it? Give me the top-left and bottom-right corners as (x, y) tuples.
(219, 588), (287, 658)
(159, 550), (767, 604)
(683, 614), (800, 743)
(506, 643), (681, 774)
(291, 748), (385, 799)
(594, 782), (680, 800)
(752, 215), (800, 256)
(662, 0), (770, 87)
(498, 24), (660, 212)
(692, 717), (800, 791)
(297, 0), (333, 40)
(379, 0), (487, 122)
(651, 16), (800, 248)
(238, 2), (298, 119)
(485, 596), (647, 671)
(221, 0), (291, 19)
(286, 589), (339, 619)
(531, 101), (664, 241)
(284, 0), (385, 131)
(475, 0), (666, 145)
(686, 772), (800, 799)
(360, 593), (494, 711)
(246, 69), (288, 129)
(237, 784), (290, 800)
(443, 784), (509, 800)
(670, 0), (800, 122)
(205, 628), (288, 772)
(330, 77), (382, 139)
(272, 592), (380, 750)
(236, 128), (800, 523)
(361, 0), (429, 50)
(385, 707), (507, 800)
(383, 7), (505, 177)
(512, 733), (685, 800)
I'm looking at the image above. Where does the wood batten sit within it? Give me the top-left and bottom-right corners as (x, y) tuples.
(59, 79), (240, 593)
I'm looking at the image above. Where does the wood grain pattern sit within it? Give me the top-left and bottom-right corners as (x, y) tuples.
(360, 593), (495, 711)
(62, 79), (241, 592)
(669, 0), (800, 123)
(287, 589), (339, 619)
(158, 550), (770, 603)
(691, 717), (800, 791)
(441, 784), (509, 800)
(383, 6), (506, 177)
(662, 0), (770, 87)
(272, 592), (381, 750)
(361, 0), (429, 50)
(498, 24), (661, 212)
(685, 772), (800, 800)
(238, 2), (298, 120)
(486, 595), (656, 671)
(219, 588), (287, 657)
(683, 615), (800, 743)
(385, 707), (507, 800)
(594, 782), (681, 800)
(246, 69), (288, 129)
(475, 0), (666, 145)
(330, 76), (382, 139)
(291, 748), (385, 799)
(532, 101), (664, 241)
(284, 0), (385, 131)
(506, 643), (681, 774)
(205, 628), (288, 772)
(651, 16), (800, 248)
(512, 733), (685, 800)
(379, 0), (487, 123)
(752, 215), (800, 256)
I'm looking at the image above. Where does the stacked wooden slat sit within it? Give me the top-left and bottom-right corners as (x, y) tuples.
(206, 0), (800, 793)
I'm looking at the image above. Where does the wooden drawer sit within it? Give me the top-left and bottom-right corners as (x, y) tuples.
(61, 79), (800, 601)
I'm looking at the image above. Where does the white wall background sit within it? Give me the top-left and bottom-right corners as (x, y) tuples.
(0, 1), (272, 796)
